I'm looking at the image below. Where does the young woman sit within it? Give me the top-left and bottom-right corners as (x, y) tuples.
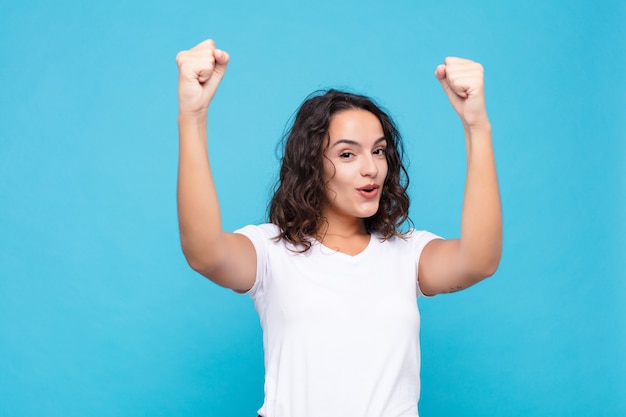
(176, 39), (502, 417)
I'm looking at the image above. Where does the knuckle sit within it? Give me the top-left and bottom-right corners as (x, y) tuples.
(176, 51), (186, 65)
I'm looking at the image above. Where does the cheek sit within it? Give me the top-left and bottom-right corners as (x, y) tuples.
(323, 167), (354, 203)
(380, 159), (389, 179)
(329, 164), (356, 188)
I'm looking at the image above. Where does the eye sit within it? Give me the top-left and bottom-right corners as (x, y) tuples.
(373, 147), (386, 156)
(339, 152), (354, 159)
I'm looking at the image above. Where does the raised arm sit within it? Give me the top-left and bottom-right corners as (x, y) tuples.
(176, 39), (256, 292)
(418, 57), (502, 296)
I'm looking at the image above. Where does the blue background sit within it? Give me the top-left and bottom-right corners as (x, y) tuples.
(1, 0), (624, 416)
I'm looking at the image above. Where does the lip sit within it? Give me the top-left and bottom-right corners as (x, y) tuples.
(357, 184), (380, 199)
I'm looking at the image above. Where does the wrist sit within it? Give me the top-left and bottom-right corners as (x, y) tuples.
(178, 110), (208, 125)
(464, 120), (491, 137)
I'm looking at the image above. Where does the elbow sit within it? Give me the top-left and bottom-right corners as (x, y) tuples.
(181, 247), (207, 272)
(183, 251), (224, 278)
(180, 237), (224, 276)
(463, 249), (502, 283)
(463, 264), (498, 289)
(474, 251), (502, 280)
(184, 252), (214, 275)
(481, 262), (499, 280)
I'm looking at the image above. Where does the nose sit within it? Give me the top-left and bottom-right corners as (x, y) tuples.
(360, 154), (378, 178)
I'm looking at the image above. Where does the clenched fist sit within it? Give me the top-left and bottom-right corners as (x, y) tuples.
(176, 39), (230, 116)
(435, 57), (489, 129)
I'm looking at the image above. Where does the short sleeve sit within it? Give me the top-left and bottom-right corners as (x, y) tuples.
(407, 229), (443, 298)
(233, 223), (276, 298)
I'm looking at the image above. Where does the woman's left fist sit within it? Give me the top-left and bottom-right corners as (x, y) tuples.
(435, 57), (489, 129)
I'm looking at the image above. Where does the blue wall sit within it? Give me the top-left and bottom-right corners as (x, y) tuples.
(1, 0), (624, 415)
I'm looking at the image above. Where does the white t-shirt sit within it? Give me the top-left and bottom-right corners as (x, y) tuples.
(235, 223), (440, 417)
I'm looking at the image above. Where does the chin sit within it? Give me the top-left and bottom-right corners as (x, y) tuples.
(358, 205), (381, 219)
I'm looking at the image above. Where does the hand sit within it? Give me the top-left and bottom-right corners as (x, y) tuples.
(176, 39), (230, 116)
(435, 57), (489, 129)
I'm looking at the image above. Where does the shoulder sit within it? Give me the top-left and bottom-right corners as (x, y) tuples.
(383, 229), (441, 243)
(234, 223), (304, 253)
(380, 229), (442, 252)
(234, 223), (280, 241)
(405, 228), (441, 243)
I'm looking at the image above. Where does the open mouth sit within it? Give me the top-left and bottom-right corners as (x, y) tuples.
(357, 184), (380, 198)
(358, 184), (379, 192)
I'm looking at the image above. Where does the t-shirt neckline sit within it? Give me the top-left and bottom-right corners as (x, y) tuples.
(313, 233), (376, 261)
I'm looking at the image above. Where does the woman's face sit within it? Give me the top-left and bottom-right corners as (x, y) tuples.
(322, 109), (388, 227)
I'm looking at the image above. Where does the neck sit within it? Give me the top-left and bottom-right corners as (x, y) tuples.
(317, 214), (368, 240)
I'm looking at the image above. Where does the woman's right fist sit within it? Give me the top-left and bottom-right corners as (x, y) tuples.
(176, 39), (230, 116)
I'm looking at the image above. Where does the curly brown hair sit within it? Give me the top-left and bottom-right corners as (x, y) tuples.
(268, 89), (411, 252)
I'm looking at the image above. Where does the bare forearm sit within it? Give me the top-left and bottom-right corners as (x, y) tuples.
(177, 113), (226, 270)
(459, 124), (502, 278)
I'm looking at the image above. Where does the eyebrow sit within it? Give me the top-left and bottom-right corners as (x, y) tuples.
(330, 137), (387, 148)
